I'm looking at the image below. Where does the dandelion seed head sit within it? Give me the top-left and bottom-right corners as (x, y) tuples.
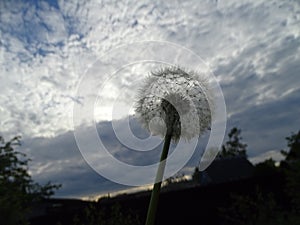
(135, 66), (213, 142)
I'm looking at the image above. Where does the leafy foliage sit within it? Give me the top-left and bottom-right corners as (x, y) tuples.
(281, 130), (300, 212)
(281, 130), (300, 161)
(219, 130), (300, 225)
(218, 127), (247, 158)
(254, 158), (279, 177)
(71, 203), (141, 225)
(0, 136), (61, 225)
(219, 189), (285, 225)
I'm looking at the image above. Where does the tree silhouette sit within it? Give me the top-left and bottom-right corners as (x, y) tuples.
(0, 136), (61, 225)
(219, 130), (300, 225)
(192, 167), (201, 184)
(280, 131), (300, 212)
(218, 127), (247, 158)
(281, 130), (300, 161)
(254, 158), (279, 177)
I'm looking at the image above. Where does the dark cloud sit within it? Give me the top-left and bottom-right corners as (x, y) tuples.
(21, 124), (132, 198)
(20, 116), (209, 198)
(229, 88), (300, 156)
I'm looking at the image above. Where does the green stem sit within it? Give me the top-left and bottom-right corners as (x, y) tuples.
(145, 132), (172, 225)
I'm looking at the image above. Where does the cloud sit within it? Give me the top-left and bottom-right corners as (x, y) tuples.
(21, 124), (126, 198)
(249, 150), (285, 165)
(0, 0), (299, 197)
(0, 0), (186, 137)
(19, 115), (210, 197)
(229, 88), (300, 157)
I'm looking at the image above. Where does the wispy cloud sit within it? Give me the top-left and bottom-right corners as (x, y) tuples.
(0, 0), (299, 197)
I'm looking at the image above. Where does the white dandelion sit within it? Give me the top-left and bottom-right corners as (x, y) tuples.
(135, 66), (213, 142)
(135, 66), (213, 225)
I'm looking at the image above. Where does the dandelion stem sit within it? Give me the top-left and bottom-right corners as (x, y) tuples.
(145, 131), (172, 225)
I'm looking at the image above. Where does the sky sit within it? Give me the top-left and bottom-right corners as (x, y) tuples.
(0, 0), (299, 198)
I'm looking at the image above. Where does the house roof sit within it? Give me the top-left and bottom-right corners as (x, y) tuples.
(203, 156), (254, 184)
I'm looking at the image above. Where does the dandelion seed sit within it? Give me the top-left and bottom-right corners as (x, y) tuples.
(135, 66), (213, 142)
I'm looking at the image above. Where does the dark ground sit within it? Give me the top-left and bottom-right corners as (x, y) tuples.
(29, 172), (286, 225)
